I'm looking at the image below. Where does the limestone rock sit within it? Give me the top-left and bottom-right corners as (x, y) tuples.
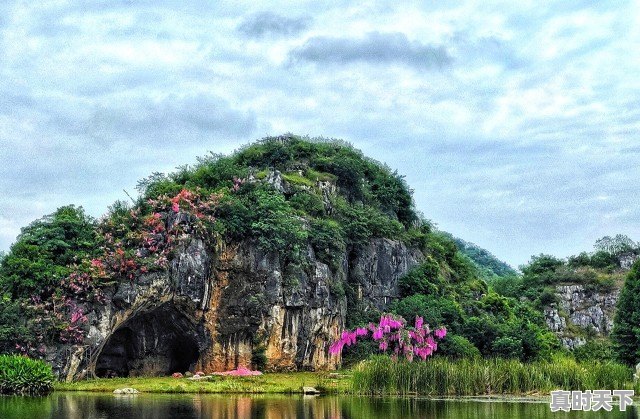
(50, 217), (423, 380)
(544, 284), (621, 349)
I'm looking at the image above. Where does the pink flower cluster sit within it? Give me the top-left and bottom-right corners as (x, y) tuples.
(329, 313), (447, 362)
(60, 307), (88, 344)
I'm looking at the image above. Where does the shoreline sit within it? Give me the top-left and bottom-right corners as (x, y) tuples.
(53, 373), (556, 399)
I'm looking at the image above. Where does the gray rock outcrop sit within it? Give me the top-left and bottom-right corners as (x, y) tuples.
(544, 284), (620, 349)
(49, 214), (422, 381)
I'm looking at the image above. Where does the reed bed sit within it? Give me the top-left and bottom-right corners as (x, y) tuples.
(351, 355), (634, 396)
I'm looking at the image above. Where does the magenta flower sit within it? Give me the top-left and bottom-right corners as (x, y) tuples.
(434, 327), (447, 339)
(415, 316), (423, 329)
(328, 313), (445, 362)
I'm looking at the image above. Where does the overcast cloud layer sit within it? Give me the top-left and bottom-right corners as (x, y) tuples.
(1, 1), (639, 267)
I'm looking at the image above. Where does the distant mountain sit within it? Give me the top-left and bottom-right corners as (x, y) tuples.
(444, 234), (517, 279)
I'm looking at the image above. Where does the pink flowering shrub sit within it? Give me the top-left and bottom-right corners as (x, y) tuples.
(329, 313), (447, 362)
(212, 367), (262, 376)
(59, 307), (88, 344)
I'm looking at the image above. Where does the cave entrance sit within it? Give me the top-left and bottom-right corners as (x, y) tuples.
(95, 303), (202, 378)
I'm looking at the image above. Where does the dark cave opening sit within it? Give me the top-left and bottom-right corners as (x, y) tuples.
(95, 303), (201, 378)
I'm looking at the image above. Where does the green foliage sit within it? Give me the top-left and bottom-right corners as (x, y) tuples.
(288, 192), (325, 217)
(437, 335), (481, 359)
(215, 185), (307, 260)
(612, 261), (640, 365)
(183, 153), (248, 191)
(0, 355), (54, 395)
(594, 234), (637, 257)
(251, 340), (267, 371)
(491, 337), (523, 359)
(140, 135), (420, 229)
(135, 172), (181, 198)
(281, 172), (315, 187)
(0, 296), (35, 354)
(392, 246), (557, 362)
(334, 197), (404, 245)
(487, 275), (523, 298)
(391, 295), (463, 333)
(309, 219), (345, 267)
(0, 205), (98, 298)
(398, 256), (441, 297)
(246, 188), (307, 256)
(521, 254), (564, 279)
(450, 235), (517, 279)
(573, 339), (615, 363)
(568, 251), (618, 271)
(352, 355), (633, 396)
(518, 246), (623, 307)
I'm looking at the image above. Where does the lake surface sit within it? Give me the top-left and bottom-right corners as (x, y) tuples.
(0, 393), (637, 419)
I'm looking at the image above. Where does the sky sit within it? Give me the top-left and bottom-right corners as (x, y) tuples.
(0, 1), (639, 268)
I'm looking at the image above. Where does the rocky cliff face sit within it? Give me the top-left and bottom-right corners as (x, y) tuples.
(49, 220), (423, 380)
(544, 284), (620, 349)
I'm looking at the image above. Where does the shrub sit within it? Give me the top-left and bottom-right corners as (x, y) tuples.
(309, 219), (345, 267)
(251, 344), (267, 371)
(288, 192), (325, 217)
(488, 275), (523, 298)
(391, 295), (463, 333)
(398, 257), (441, 297)
(573, 340), (615, 363)
(0, 355), (54, 395)
(492, 337), (524, 359)
(437, 335), (481, 359)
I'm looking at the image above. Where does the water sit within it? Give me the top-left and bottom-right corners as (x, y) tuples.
(0, 393), (636, 419)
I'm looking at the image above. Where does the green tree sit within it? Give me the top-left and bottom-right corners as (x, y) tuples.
(612, 261), (640, 365)
(594, 234), (636, 256)
(0, 205), (97, 297)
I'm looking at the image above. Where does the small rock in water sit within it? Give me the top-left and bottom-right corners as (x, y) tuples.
(113, 388), (139, 395)
(185, 371), (193, 378)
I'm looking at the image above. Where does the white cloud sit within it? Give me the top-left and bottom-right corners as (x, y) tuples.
(0, 1), (639, 266)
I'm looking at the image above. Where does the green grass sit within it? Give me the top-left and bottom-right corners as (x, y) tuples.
(305, 169), (337, 182)
(55, 372), (351, 394)
(352, 355), (635, 396)
(282, 172), (315, 187)
(54, 357), (636, 397)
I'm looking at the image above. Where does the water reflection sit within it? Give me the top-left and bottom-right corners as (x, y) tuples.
(0, 393), (637, 419)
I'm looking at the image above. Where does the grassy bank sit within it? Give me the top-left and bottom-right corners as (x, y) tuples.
(55, 356), (637, 396)
(352, 356), (636, 396)
(55, 372), (351, 394)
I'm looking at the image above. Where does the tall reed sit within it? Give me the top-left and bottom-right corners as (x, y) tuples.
(351, 355), (633, 396)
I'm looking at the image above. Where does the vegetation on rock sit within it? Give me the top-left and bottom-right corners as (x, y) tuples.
(0, 134), (636, 378)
